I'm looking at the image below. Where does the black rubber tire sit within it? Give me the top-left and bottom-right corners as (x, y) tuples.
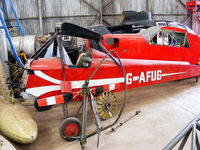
(60, 117), (82, 142)
(34, 100), (51, 111)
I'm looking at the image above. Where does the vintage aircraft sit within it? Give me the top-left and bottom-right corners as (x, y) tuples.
(9, 20), (199, 148)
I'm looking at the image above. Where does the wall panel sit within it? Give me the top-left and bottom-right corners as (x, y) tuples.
(4, 0), (187, 35)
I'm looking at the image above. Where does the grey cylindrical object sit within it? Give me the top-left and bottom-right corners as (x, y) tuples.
(7, 35), (36, 57)
(0, 10), (10, 79)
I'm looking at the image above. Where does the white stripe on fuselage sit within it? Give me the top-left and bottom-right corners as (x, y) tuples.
(34, 70), (125, 89)
(162, 72), (187, 77)
(26, 85), (61, 97)
(34, 71), (61, 84)
(26, 77), (125, 97)
(34, 71), (124, 89)
(71, 77), (124, 89)
(26, 71), (187, 97)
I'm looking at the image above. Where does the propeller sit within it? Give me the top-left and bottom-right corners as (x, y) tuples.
(61, 22), (101, 41)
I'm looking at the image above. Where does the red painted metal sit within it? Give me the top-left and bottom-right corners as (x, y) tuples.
(30, 57), (62, 70)
(102, 27), (200, 64)
(61, 81), (72, 93)
(186, 1), (200, 8)
(37, 94), (65, 107)
(23, 26), (200, 107)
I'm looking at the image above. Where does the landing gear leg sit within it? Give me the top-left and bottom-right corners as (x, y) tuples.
(63, 102), (68, 119)
(80, 82), (89, 149)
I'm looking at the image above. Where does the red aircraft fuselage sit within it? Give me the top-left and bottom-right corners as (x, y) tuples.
(102, 27), (200, 64)
(23, 26), (200, 107)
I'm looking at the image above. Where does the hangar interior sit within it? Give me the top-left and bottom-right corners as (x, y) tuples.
(0, 0), (200, 150)
(6, 0), (191, 35)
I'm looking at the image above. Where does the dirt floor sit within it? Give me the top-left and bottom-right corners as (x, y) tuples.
(8, 78), (200, 150)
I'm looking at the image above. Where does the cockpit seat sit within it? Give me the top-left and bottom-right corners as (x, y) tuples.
(76, 49), (92, 68)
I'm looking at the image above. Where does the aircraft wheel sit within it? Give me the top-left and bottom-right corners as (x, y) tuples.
(34, 100), (51, 111)
(60, 117), (82, 141)
(96, 92), (118, 120)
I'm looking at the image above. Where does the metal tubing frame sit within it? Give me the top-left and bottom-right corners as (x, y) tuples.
(80, 50), (117, 147)
(80, 82), (89, 148)
(178, 130), (191, 150)
(7, 0), (24, 36)
(2, 0), (10, 26)
(163, 114), (200, 150)
(0, 10), (23, 67)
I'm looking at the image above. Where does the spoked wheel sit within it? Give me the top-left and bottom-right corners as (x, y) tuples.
(60, 117), (82, 141)
(96, 92), (118, 120)
(34, 100), (51, 111)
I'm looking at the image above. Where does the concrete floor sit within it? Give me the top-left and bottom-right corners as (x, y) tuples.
(15, 78), (200, 150)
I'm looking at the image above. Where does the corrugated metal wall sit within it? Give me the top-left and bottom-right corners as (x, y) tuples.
(2, 0), (188, 35)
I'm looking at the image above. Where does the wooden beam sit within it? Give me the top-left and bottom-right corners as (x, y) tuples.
(88, 16), (99, 26)
(37, 0), (43, 35)
(99, 0), (103, 24)
(82, 0), (99, 13)
(146, 0), (153, 12)
(103, 0), (116, 10)
(8, 13), (186, 21)
(103, 19), (111, 26)
(82, 0), (117, 26)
